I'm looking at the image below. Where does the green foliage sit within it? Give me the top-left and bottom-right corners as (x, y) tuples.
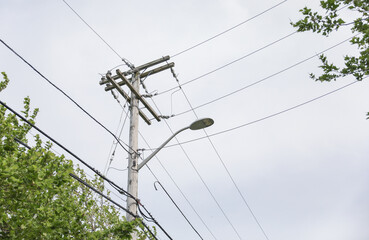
(0, 72), (10, 92)
(0, 73), (154, 239)
(291, 0), (369, 82)
(291, 0), (369, 118)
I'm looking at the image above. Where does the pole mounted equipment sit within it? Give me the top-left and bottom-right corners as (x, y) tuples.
(137, 118), (214, 171)
(100, 55), (175, 240)
(99, 56), (214, 240)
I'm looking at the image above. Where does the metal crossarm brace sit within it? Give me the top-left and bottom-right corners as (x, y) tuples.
(103, 62), (175, 90)
(106, 74), (151, 125)
(116, 69), (161, 122)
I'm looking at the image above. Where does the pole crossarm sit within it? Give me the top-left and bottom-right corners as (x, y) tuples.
(102, 62), (175, 89)
(122, 55), (170, 75)
(99, 56), (171, 85)
(106, 73), (151, 125)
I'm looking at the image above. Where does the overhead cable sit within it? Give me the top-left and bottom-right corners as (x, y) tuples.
(0, 100), (132, 199)
(155, 80), (361, 149)
(171, 68), (270, 240)
(0, 38), (136, 155)
(2, 100), (171, 239)
(164, 2), (351, 95)
(118, 104), (214, 239)
(69, 173), (158, 240)
(172, 35), (357, 117)
(61, 0), (135, 69)
(137, 202), (174, 240)
(171, 0), (288, 58)
(161, 31), (297, 95)
(149, 98), (243, 240)
(154, 181), (204, 240)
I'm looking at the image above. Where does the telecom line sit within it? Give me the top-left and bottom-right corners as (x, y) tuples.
(149, 98), (243, 240)
(162, 2), (351, 96)
(16, 135), (129, 211)
(104, 99), (130, 176)
(154, 181), (204, 240)
(160, 31), (297, 95)
(0, 100), (131, 198)
(118, 103), (215, 239)
(139, 137), (217, 240)
(172, 35), (357, 117)
(143, 146), (217, 240)
(14, 137), (157, 239)
(153, 80), (360, 149)
(171, 69), (271, 240)
(69, 173), (158, 240)
(0, 38), (138, 156)
(61, 0), (134, 69)
(2, 100), (172, 239)
(171, 0), (287, 58)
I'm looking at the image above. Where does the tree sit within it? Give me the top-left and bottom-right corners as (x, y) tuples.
(291, 0), (369, 118)
(0, 72), (152, 239)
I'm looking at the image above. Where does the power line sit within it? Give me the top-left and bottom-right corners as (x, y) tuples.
(153, 80), (360, 149)
(2, 100), (172, 239)
(61, 0), (135, 69)
(171, 0), (287, 58)
(69, 173), (158, 240)
(162, 2), (351, 96)
(0, 38), (137, 156)
(172, 35), (356, 117)
(0, 99), (131, 198)
(140, 140), (217, 240)
(160, 31), (297, 95)
(153, 181), (204, 240)
(14, 136), (157, 239)
(170, 68), (270, 240)
(149, 98), (243, 240)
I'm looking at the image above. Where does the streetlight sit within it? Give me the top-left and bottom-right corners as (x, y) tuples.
(137, 118), (214, 171)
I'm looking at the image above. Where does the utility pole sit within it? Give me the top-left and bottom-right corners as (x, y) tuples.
(126, 71), (139, 223)
(100, 56), (174, 240)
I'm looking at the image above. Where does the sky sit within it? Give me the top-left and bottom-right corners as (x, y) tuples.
(1, 0), (368, 239)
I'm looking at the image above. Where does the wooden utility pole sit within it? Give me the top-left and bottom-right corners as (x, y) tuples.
(100, 56), (174, 240)
(126, 71), (140, 220)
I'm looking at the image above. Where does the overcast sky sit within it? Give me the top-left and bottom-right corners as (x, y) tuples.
(1, 0), (368, 239)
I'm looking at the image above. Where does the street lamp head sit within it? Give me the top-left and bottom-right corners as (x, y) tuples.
(189, 118), (214, 130)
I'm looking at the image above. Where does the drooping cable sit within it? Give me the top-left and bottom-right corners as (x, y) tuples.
(104, 100), (130, 176)
(171, 0), (288, 58)
(61, 0), (135, 69)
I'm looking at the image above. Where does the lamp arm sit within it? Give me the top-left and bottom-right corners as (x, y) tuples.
(137, 126), (190, 171)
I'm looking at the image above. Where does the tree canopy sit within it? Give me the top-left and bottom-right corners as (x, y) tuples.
(291, 0), (368, 118)
(0, 72), (151, 239)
